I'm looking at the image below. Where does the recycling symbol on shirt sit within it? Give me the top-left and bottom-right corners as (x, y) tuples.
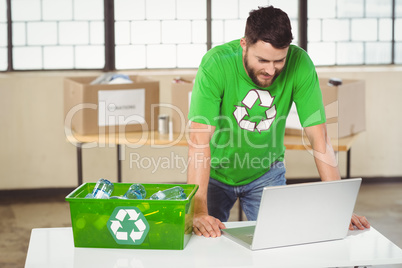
(107, 206), (149, 245)
(233, 89), (277, 133)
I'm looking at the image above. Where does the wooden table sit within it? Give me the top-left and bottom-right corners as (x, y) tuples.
(66, 131), (360, 221)
(67, 131), (360, 185)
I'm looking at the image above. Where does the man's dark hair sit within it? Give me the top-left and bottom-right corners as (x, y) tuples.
(245, 6), (293, 48)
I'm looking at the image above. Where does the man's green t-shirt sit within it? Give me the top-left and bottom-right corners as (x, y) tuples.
(188, 39), (326, 186)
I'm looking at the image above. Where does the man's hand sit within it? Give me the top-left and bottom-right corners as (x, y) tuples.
(192, 212), (226, 238)
(349, 213), (370, 230)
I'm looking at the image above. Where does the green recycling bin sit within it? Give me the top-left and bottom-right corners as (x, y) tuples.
(66, 183), (198, 250)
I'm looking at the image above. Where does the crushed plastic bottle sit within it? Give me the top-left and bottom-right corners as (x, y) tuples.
(110, 183), (146, 199)
(124, 183), (146, 199)
(85, 178), (114, 199)
(150, 186), (186, 200)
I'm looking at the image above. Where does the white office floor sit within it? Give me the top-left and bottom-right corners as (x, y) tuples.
(0, 182), (401, 268)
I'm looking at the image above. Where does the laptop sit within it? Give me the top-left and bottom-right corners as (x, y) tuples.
(222, 178), (362, 250)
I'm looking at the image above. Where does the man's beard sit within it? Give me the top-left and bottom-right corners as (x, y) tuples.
(243, 51), (283, 88)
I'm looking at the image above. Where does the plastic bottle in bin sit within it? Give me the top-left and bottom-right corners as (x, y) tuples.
(85, 178), (114, 199)
(150, 186), (186, 200)
(123, 183), (146, 199)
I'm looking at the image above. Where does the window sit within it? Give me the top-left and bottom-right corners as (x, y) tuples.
(1, 0), (401, 71)
(396, 0), (402, 63)
(308, 0), (395, 65)
(0, 0), (7, 71)
(114, 0), (207, 69)
(11, 0), (104, 70)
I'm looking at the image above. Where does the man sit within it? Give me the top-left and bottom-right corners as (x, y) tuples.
(187, 6), (370, 238)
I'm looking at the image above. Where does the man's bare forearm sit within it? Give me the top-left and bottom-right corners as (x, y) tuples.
(187, 144), (211, 214)
(187, 121), (216, 214)
(304, 123), (341, 181)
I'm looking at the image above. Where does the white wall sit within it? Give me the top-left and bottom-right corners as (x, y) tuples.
(0, 66), (401, 190)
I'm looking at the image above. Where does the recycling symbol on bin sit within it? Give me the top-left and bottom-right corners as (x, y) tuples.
(233, 89), (277, 133)
(107, 206), (150, 245)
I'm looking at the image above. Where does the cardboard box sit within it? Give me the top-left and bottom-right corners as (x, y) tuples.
(64, 76), (159, 135)
(285, 78), (366, 139)
(170, 77), (194, 133)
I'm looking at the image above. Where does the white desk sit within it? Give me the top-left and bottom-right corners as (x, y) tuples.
(25, 222), (402, 268)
